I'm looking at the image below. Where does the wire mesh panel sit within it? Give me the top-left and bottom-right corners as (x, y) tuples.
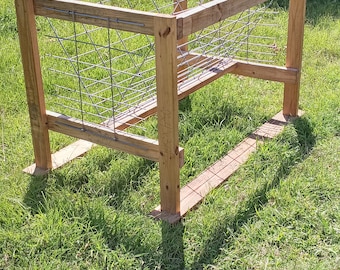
(39, 0), (277, 136)
(41, 19), (157, 131)
(177, 1), (278, 90)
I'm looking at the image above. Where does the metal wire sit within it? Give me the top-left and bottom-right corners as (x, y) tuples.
(72, 11), (85, 126)
(42, 0), (277, 133)
(177, 1), (277, 90)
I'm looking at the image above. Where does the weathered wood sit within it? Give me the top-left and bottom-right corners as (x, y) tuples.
(176, 0), (267, 39)
(47, 110), (186, 166)
(15, 0), (52, 171)
(154, 16), (181, 214)
(283, 0), (306, 116)
(24, 139), (184, 175)
(151, 110), (304, 223)
(34, 0), (173, 36)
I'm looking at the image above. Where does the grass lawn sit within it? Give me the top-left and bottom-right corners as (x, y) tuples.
(0, 0), (339, 269)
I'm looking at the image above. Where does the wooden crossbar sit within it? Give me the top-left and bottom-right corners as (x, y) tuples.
(34, 0), (173, 36)
(230, 60), (298, 84)
(24, 110), (185, 174)
(179, 53), (298, 84)
(47, 111), (161, 162)
(176, 0), (267, 39)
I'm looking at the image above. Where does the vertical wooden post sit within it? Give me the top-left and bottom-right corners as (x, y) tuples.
(283, 0), (307, 116)
(15, 0), (52, 171)
(154, 16), (180, 214)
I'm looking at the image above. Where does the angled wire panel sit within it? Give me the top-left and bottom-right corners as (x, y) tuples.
(38, 0), (278, 135)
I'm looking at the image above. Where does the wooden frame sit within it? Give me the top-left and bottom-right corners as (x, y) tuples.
(16, 0), (306, 221)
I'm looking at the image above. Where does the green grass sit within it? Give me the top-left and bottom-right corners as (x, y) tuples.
(1, 0), (340, 269)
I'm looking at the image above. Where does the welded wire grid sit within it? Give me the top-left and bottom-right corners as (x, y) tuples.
(177, 0), (278, 90)
(40, 0), (277, 133)
(42, 17), (156, 130)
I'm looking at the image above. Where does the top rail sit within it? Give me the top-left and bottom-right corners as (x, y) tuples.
(34, 0), (268, 39)
(34, 0), (174, 36)
(176, 0), (267, 39)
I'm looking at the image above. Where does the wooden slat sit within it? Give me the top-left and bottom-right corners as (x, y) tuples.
(34, 0), (173, 36)
(283, 0), (306, 116)
(47, 110), (183, 167)
(23, 139), (94, 175)
(47, 111), (161, 162)
(230, 60), (298, 84)
(176, 0), (267, 39)
(15, 0), (52, 170)
(178, 53), (298, 84)
(154, 16), (181, 214)
(151, 110), (304, 223)
(24, 139), (184, 175)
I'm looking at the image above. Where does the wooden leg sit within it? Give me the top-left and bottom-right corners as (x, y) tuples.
(154, 16), (180, 214)
(15, 0), (52, 171)
(283, 0), (307, 116)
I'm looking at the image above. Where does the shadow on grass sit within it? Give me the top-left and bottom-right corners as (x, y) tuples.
(161, 222), (185, 269)
(53, 153), (155, 209)
(105, 159), (156, 208)
(190, 116), (316, 269)
(81, 116), (316, 269)
(23, 175), (49, 214)
(23, 151), (155, 215)
(179, 95), (266, 143)
(21, 116), (316, 268)
(75, 195), (185, 268)
(272, 0), (340, 24)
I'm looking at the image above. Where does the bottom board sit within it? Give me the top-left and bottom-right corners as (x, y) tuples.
(150, 110), (303, 223)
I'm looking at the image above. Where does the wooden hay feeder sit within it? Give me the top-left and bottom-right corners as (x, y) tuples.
(15, 0), (306, 222)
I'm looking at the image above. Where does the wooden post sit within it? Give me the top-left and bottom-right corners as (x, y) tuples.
(15, 0), (52, 171)
(154, 16), (180, 214)
(283, 0), (306, 116)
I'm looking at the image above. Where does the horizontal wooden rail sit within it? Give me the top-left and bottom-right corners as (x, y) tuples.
(24, 110), (184, 174)
(179, 53), (298, 84)
(230, 60), (298, 83)
(176, 0), (267, 39)
(34, 0), (173, 35)
(47, 110), (161, 162)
